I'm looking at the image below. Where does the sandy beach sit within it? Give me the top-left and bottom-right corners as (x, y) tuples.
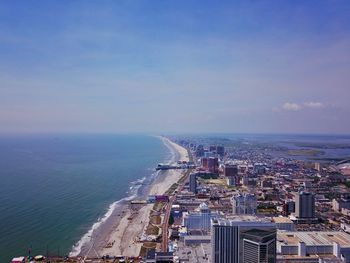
(77, 136), (188, 258)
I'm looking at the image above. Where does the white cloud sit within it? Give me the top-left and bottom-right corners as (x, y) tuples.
(280, 101), (325, 111)
(282, 102), (303, 111)
(303, 101), (325, 108)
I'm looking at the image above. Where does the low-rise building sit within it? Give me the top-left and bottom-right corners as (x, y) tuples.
(272, 216), (295, 231)
(277, 231), (350, 262)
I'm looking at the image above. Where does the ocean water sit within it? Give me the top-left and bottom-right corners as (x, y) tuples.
(0, 134), (169, 262)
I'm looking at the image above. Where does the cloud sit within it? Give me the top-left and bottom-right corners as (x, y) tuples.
(282, 102), (303, 111)
(304, 101), (325, 109)
(279, 101), (325, 111)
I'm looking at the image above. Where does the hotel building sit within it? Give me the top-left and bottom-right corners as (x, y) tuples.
(211, 216), (276, 263)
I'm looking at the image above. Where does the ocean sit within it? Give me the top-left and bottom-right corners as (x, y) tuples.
(0, 134), (170, 262)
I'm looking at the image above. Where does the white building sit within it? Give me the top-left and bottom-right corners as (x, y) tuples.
(183, 203), (219, 231)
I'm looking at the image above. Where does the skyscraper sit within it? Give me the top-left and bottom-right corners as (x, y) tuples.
(211, 217), (276, 263)
(216, 145), (225, 157)
(294, 191), (315, 219)
(189, 173), (197, 193)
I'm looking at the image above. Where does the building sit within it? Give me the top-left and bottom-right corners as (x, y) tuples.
(272, 217), (295, 231)
(254, 163), (266, 175)
(243, 176), (258, 187)
(224, 164), (238, 177)
(195, 145), (205, 157)
(282, 200), (295, 216)
(201, 157), (209, 169)
(183, 203), (219, 231)
(314, 162), (321, 172)
(211, 216), (276, 263)
(232, 193), (257, 215)
(225, 164), (240, 186)
(208, 157), (219, 173)
(216, 145), (225, 156)
(145, 249), (174, 263)
(332, 196), (350, 212)
(189, 173), (197, 193)
(277, 231), (350, 263)
(204, 151), (216, 158)
(209, 145), (217, 152)
(294, 191), (315, 219)
(227, 176), (239, 186)
(184, 235), (211, 246)
(261, 179), (273, 188)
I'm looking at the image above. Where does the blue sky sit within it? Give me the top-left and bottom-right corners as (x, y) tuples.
(0, 0), (349, 134)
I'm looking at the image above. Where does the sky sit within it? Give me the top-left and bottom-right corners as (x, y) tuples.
(0, 0), (349, 134)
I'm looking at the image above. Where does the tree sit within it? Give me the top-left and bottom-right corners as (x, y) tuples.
(168, 214), (174, 225)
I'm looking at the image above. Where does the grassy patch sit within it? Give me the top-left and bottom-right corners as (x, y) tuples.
(150, 215), (161, 225)
(153, 202), (164, 212)
(146, 224), (160, 235)
(204, 178), (227, 186)
(165, 183), (178, 194)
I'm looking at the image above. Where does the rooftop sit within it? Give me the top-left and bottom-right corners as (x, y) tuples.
(277, 231), (350, 247)
(212, 216), (274, 227)
(273, 216), (293, 223)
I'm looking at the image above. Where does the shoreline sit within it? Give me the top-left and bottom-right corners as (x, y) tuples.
(71, 136), (188, 258)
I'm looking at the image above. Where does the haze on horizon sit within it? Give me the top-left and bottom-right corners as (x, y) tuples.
(0, 1), (349, 135)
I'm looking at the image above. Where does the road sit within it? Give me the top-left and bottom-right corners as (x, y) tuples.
(161, 169), (190, 252)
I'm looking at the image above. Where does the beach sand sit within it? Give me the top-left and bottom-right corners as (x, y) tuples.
(78, 137), (188, 258)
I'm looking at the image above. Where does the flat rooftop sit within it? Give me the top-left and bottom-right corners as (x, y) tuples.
(184, 235), (211, 241)
(273, 216), (293, 223)
(213, 216), (274, 226)
(277, 231), (350, 247)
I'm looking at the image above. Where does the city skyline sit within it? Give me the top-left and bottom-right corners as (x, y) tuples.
(1, 1), (350, 134)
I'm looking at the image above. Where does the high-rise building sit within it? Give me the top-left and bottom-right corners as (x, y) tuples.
(225, 164), (239, 186)
(211, 217), (276, 263)
(195, 145), (205, 157)
(208, 157), (219, 173)
(189, 173), (197, 193)
(294, 191), (315, 219)
(224, 164), (238, 177)
(183, 203), (219, 231)
(216, 145), (225, 156)
(209, 145), (216, 152)
(314, 162), (321, 172)
(232, 193), (257, 215)
(201, 157), (209, 169)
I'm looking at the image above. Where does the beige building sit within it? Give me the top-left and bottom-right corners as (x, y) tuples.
(277, 231), (350, 262)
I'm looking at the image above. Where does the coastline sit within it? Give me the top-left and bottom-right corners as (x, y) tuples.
(71, 136), (188, 258)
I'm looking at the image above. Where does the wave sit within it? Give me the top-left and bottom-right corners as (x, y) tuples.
(69, 195), (129, 257)
(69, 174), (149, 257)
(69, 136), (174, 257)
